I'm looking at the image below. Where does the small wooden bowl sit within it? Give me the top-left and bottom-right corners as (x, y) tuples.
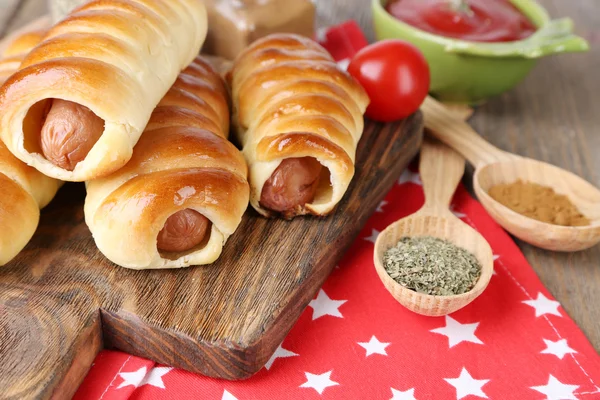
(374, 213), (494, 317)
(475, 158), (600, 252)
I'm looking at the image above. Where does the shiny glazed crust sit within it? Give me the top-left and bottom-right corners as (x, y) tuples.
(85, 57), (249, 270)
(0, 0), (208, 182)
(229, 33), (369, 218)
(0, 31), (61, 266)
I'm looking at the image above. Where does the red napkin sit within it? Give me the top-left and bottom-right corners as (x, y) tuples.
(74, 21), (600, 400)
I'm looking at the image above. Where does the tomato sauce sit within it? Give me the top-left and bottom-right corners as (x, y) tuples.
(385, 0), (537, 42)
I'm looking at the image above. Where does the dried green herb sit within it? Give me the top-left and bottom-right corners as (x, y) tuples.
(383, 236), (482, 296)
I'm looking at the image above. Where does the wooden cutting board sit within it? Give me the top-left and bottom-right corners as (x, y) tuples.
(0, 116), (423, 399)
(0, 21), (424, 400)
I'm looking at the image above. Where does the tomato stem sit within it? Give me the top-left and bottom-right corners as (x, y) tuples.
(448, 0), (473, 15)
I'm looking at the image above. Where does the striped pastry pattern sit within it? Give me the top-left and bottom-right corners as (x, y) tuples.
(229, 33), (369, 218)
(85, 57), (250, 270)
(0, 29), (61, 266)
(0, 0), (208, 182)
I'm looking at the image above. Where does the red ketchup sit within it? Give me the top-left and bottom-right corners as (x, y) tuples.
(385, 0), (537, 42)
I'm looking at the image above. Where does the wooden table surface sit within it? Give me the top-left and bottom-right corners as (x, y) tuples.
(1, 0), (598, 353)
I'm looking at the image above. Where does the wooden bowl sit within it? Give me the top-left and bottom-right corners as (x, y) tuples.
(374, 213), (494, 316)
(475, 158), (600, 252)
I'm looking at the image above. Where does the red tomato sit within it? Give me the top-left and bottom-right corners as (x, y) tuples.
(347, 39), (430, 122)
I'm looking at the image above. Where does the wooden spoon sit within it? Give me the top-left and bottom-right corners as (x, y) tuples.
(373, 137), (494, 317)
(422, 96), (600, 252)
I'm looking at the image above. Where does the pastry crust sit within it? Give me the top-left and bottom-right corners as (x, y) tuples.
(229, 33), (369, 218)
(0, 29), (47, 81)
(0, 0), (208, 182)
(85, 57), (249, 270)
(0, 31), (61, 266)
(1, 29), (47, 57)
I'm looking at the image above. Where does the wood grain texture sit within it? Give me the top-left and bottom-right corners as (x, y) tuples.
(466, 0), (600, 351)
(0, 89), (423, 399)
(418, 137), (467, 214)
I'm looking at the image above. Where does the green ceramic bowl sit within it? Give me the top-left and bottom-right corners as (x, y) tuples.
(372, 0), (590, 104)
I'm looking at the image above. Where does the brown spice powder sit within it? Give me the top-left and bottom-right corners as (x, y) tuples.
(488, 180), (590, 227)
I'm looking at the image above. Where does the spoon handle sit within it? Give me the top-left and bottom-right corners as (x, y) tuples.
(421, 96), (516, 168)
(419, 137), (465, 214)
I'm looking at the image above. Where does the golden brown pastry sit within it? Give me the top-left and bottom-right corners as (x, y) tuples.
(0, 0), (208, 182)
(1, 29), (47, 58)
(84, 57), (249, 270)
(0, 29), (47, 81)
(229, 33), (370, 219)
(0, 30), (61, 266)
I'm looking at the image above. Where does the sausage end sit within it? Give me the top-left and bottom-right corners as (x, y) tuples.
(260, 157), (323, 215)
(39, 99), (105, 171)
(157, 209), (211, 253)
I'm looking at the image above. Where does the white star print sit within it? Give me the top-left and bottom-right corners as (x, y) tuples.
(491, 255), (499, 275)
(264, 344), (298, 370)
(364, 229), (380, 244)
(337, 58), (350, 71)
(308, 289), (347, 320)
(117, 366), (172, 390)
(117, 367), (147, 389)
(523, 293), (562, 317)
(531, 375), (579, 400)
(300, 371), (339, 395)
(445, 368), (490, 400)
(540, 338), (577, 360)
(222, 390), (238, 400)
(430, 316), (483, 348)
(398, 169), (422, 185)
(142, 367), (172, 389)
(390, 387), (417, 400)
(358, 336), (390, 357)
(376, 201), (388, 213)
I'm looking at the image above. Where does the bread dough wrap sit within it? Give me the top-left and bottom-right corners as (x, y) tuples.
(0, 0), (208, 182)
(85, 56), (249, 270)
(0, 30), (61, 266)
(229, 33), (369, 218)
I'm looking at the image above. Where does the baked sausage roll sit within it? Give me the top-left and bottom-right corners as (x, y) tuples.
(0, 31), (61, 266)
(0, 0), (208, 182)
(229, 33), (370, 219)
(84, 56), (249, 270)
